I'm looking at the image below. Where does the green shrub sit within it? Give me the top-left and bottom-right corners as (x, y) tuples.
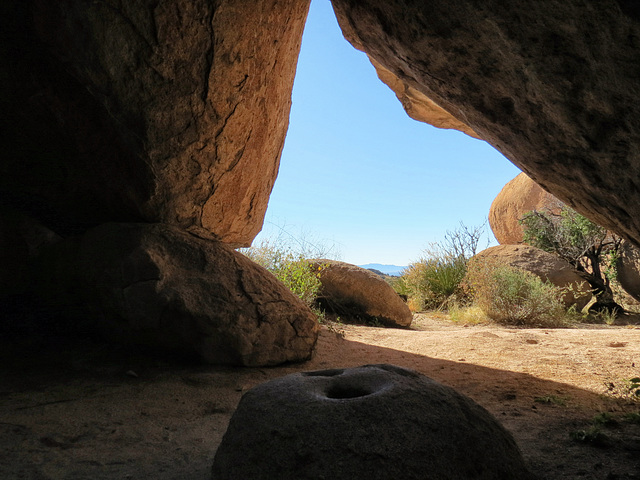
(534, 395), (568, 406)
(240, 240), (323, 308)
(630, 378), (640, 398)
(624, 412), (640, 423)
(388, 274), (411, 298)
(422, 255), (467, 300)
(604, 377), (640, 402)
(570, 426), (610, 447)
(592, 412), (618, 426)
(464, 259), (569, 327)
(399, 261), (431, 311)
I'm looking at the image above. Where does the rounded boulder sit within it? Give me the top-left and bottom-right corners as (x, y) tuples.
(312, 260), (412, 327)
(489, 173), (563, 245)
(36, 222), (319, 366)
(617, 241), (640, 303)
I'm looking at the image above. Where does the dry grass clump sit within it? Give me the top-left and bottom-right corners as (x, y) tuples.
(448, 305), (491, 325)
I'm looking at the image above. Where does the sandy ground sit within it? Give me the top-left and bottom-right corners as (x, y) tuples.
(2, 314), (640, 479)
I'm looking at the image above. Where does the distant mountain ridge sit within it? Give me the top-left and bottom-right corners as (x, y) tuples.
(358, 263), (407, 277)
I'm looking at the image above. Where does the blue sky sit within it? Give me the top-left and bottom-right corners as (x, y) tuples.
(253, 0), (521, 266)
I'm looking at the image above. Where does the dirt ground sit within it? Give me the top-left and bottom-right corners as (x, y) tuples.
(2, 314), (640, 479)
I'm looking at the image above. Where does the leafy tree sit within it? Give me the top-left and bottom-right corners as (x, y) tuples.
(519, 207), (622, 312)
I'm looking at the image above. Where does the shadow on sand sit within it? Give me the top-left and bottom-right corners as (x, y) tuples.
(1, 326), (639, 480)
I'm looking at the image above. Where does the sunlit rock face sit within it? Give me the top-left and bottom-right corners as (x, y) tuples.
(312, 260), (413, 328)
(489, 173), (563, 245)
(1, 0), (310, 246)
(331, 0), (640, 247)
(617, 241), (640, 303)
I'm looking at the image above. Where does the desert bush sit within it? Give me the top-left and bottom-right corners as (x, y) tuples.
(399, 222), (486, 311)
(401, 255), (467, 310)
(399, 262), (431, 311)
(605, 377), (640, 402)
(464, 258), (570, 327)
(631, 378), (640, 398)
(388, 274), (410, 297)
(422, 255), (468, 300)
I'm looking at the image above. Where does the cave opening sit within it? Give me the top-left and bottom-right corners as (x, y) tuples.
(254, 0), (521, 269)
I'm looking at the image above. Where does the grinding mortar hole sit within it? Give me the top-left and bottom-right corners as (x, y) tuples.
(325, 384), (372, 399)
(303, 368), (345, 377)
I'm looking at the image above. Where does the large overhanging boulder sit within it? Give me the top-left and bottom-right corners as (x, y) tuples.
(1, 0), (310, 246)
(367, 57), (481, 139)
(331, 0), (640, 248)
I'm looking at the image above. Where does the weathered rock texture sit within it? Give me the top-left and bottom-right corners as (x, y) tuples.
(331, 0), (640, 250)
(1, 0), (310, 245)
(490, 173), (564, 245)
(313, 260), (412, 327)
(617, 241), (640, 303)
(212, 364), (534, 480)
(36, 223), (319, 366)
(473, 245), (592, 310)
(368, 57), (481, 139)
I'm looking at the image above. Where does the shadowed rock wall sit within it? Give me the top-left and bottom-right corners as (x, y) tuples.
(331, 0), (640, 248)
(0, 0), (317, 366)
(1, 0), (310, 246)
